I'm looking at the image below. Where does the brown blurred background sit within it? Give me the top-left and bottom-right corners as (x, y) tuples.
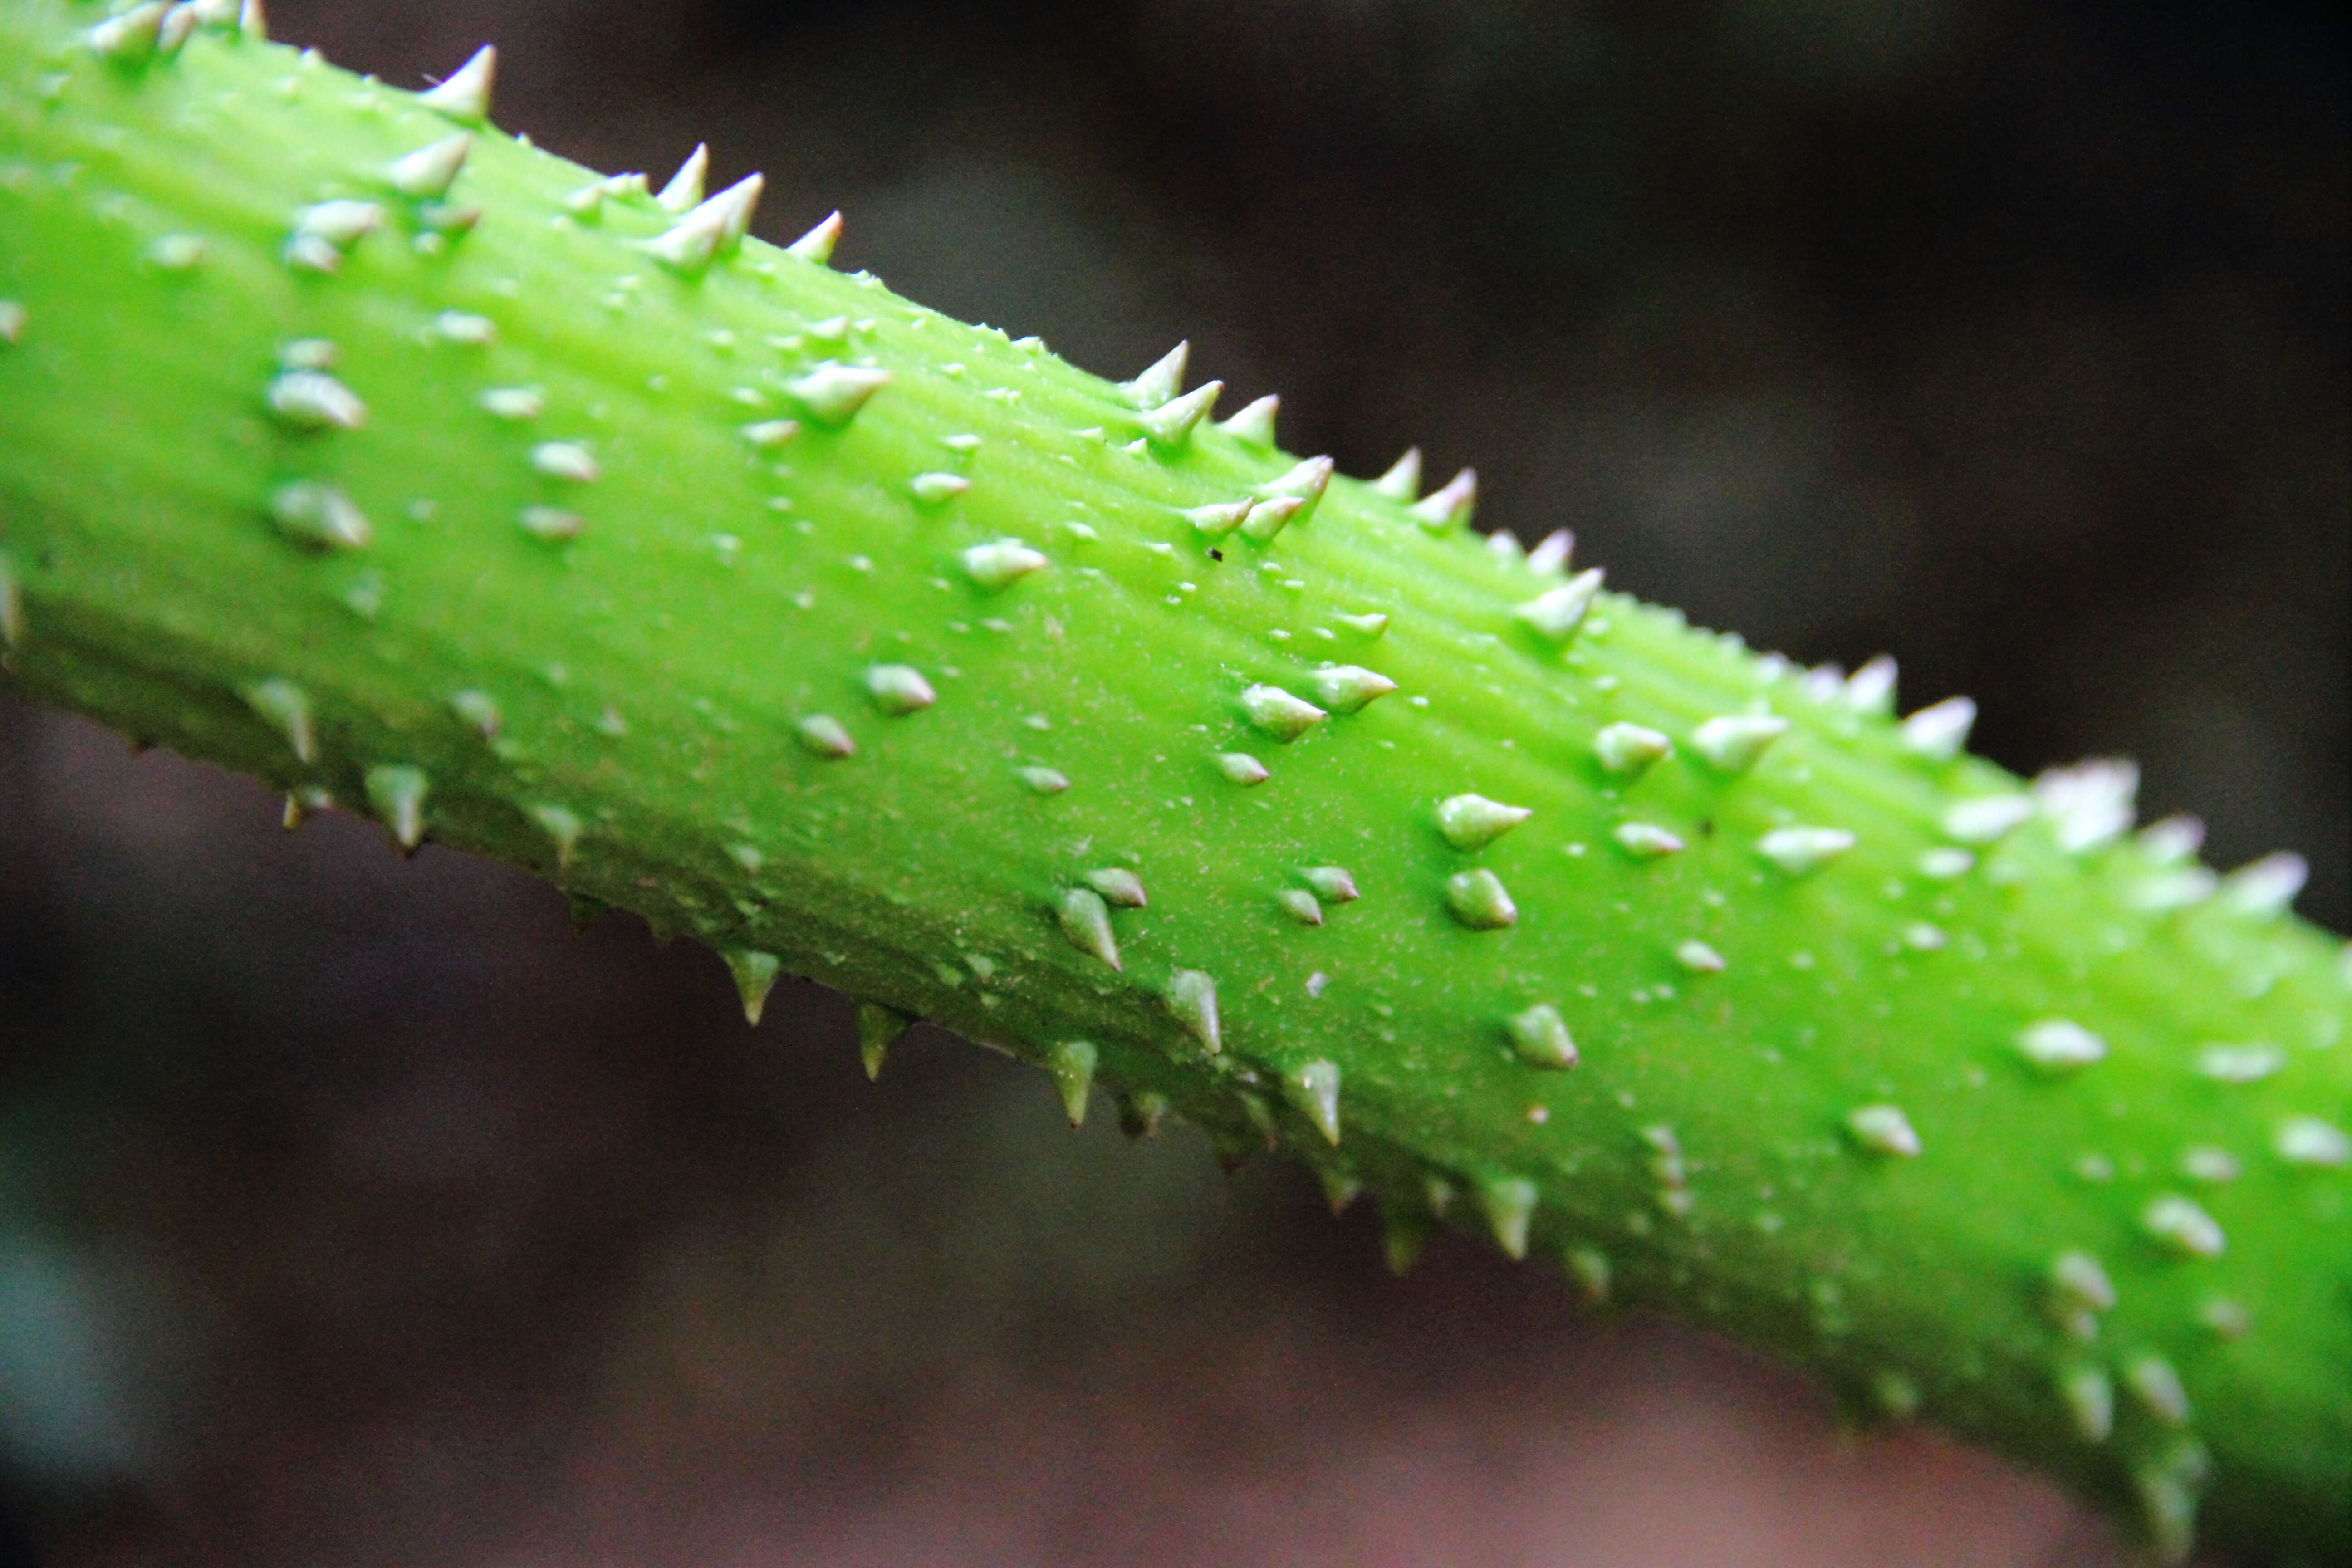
(0, 1), (2343, 1563)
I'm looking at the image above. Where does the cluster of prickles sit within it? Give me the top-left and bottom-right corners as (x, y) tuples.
(2, 5), (2348, 1562)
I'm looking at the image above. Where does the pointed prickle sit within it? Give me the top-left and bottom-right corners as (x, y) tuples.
(2034, 759), (2138, 853)
(1486, 531), (1525, 564)
(909, 471), (971, 505)
(1236, 495), (1302, 544)
(1118, 1089), (1171, 1140)
(1039, 1039), (1099, 1127)
(1382, 1205), (1432, 1274)
(642, 174), (765, 270)
(418, 44), (496, 122)
(1673, 939), (1726, 974)
(1215, 752), (1269, 785)
(1274, 889), (1323, 926)
(241, 678), (315, 763)
(389, 133), (472, 200)
(158, 5), (202, 56)
(1282, 1060), (1342, 1145)
(1845, 1104), (1922, 1158)
(1218, 394), (1279, 448)
(1054, 887), (1122, 971)
(784, 364), (890, 425)
(1137, 380), (1222, 446)
(1942, 793), (2033, 843)
(267, 371), (367, 431)
(864, 664), (935, 716)
(0, 550), (22, 650)
(1525, 529), (1574, 575)
(0, 303), (23, 348)
(1435, 793), (1530, 851)
(531, 442), (601, 483)
(1690, 713), (1788, 774)
(856, 1001), (912, 1081)
(1373, 447), (1422, 502)
(2220, 851), (2306, 918)
(1082, 868), (1147, 907)
(740, 419), (799, 449)
(1615, 822), (1685, 860)
(794, 712), (856, 759)
(88, 4), (168, 59)
(1302, 867), (1358, 903)
(528, 804), (583, 870)
(1166, 969), (1220, 1054)
(1307, 665), (1397, 714)
(1445, 869), (1517, 930)
(2142, 1195), (2225, 1258)
(1478, 1176), (1538, 1261)
(2016, 1018), (2107, 1075)
(1841, 654), (1897, 714)
(961, 539), (1049, 592)
(725, 949), (783, 1025)
(363, 764), (429, 853)
(1017, 765), (1070, 795)
(787, 211), (844, 264)
(1408, 467), (1475, 531)
(1514, 568), (1604, 641)
(1313, 1163), (1362, 1214)
(1757, 826), (1854, 877)
(1506, 1004), (1578, 1069)
(1333, 612), (1389, 638)
(1183, 501), (1252, 539)
(1122, 342), (1189, 409)
(1900, 696), (1975, 761)
(268, 481), (371, 549)
(1255, 456), (1335, 526)
(656, 143), (709, 213)
(1240, 683), (1326, 742)
(1593, 721), (1671, 777)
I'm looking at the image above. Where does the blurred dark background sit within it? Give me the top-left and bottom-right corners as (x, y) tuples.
(1, 1), (2343, 1563)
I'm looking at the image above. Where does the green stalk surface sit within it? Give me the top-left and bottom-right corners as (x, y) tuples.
(0, 4), (2345, 1559)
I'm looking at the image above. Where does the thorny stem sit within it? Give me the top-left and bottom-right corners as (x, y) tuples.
(0, 4), (2345, 1560)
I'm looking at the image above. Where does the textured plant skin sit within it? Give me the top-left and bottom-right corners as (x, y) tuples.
(0, 5), (2346, 1559)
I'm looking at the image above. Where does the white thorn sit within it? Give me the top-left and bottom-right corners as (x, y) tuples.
(2220, 852), (2306, 918)
(786, 211), (844, 264)
(656, 143), (709, 213)
(1690, 714), (1788, 774)
(1436, 794), (1531, 851)
(389, 133), (472, 200)
(643, 172), (765, 270)
(1240, 683), (1326, 742)
(2033, 759), (2138, 853)
(1307, 665), (1396, 713)
(238, 0), (265, 40)
(1287, 1060), (1343, 1145)
(1137, 380), (1222, 446)
(1514, 568), (1604, 641)
(1373, 447), (1422, 501)
(1899, 696), (1976, 762)
(1122, 342), (1189, 409)
(864, 663), (936, 716)
(1942, 793), (2034, 844)
(1183, 501), (1252, 538)
(1506, 1004), (1578, 1069)
(784, 363), (890, 425)
(1524, 529), (1573, 575)
(1593, 721), (1672, 776)
(1217, 393), (1278, 447)
(417, 44), (496, 122)
(961, 539), (1049, 592)
(1408, 467), (1475, 531)
(2017, 1019), (2107, 1074)
(1845, 1104), (1921, 1157)
(1841, 654), (1898, 714)
(88, 4), (167, 59)
(1757, 826), (1854, 877)
(1614, 822), (1685, 860)
(909, 471), (971, 504)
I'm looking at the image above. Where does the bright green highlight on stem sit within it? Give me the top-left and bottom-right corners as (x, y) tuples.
(1, 4), (2346, 1560)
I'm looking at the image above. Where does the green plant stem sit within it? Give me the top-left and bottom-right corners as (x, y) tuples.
(0, 5), (2345, 1559)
